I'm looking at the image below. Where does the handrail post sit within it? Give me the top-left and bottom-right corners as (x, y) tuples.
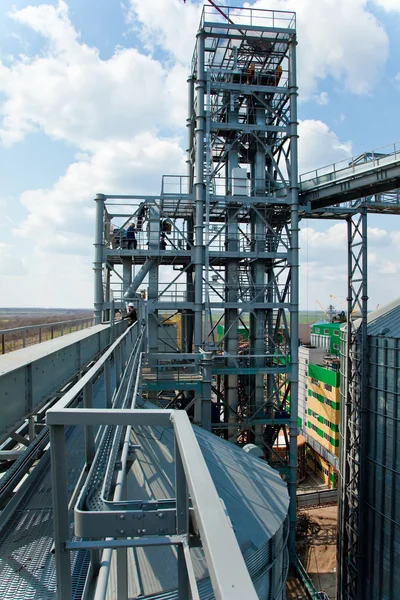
(22, 329), (26, 348)
(2, 333), (5, 354)
(83, 382), (95, 466)
(50, 424), (72, 600)
(175, 435), (190, 599)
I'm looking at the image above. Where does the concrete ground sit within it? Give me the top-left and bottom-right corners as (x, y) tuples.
(297, 505), (337, 599)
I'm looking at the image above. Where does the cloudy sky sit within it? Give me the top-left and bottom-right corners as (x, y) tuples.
(0, 0), (399, 310)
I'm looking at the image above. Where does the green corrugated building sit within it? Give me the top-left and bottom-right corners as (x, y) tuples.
(310, 321), (341, 356)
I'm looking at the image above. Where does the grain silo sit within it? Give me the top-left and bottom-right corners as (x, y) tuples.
(338, 300), (400, 599)
(117, 398), (291, 599)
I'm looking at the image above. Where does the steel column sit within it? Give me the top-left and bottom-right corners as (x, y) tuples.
(338, 209), (368, 600)
(94, 194), (105, 324)
(288, 38), (300, 562)
(194, 31), (205, 350)
(50, 424), (72, 600)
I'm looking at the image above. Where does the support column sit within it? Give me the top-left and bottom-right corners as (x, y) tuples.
(147, 203), (160, 401)
(338, 208), (368, 599)
(250, 97), (267, 440)
(224, 100), (239, 439)
(193, 31), (205, 351)
(94, 194), (105, 324)
(122, 258), (132, 297)
(287, 38), (300, 562)
(183, 75), (195, 355)
(201, 350), (213, 431)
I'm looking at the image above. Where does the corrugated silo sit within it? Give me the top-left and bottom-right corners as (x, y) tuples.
(121, 398), (290, 599)
(339, 300), (400, 599)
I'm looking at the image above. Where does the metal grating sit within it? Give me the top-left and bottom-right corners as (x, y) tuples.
(0, 374), (105, 599)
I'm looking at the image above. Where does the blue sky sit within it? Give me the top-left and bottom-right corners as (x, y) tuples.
(0, 0), (399, 310)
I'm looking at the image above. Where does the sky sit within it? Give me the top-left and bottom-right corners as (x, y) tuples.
(0, 0), (399, 311)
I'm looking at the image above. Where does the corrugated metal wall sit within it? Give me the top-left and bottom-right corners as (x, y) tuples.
(364, 335), (400, 599)
(339, 329), (400, 599)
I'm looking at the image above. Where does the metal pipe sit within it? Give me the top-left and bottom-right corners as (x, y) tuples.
(193, 31), (205, 350)
(94, 194), (105, 324)
(123, 258), (156, 299)
(288, 37), (299, 563)
(93, 336), (144, 600)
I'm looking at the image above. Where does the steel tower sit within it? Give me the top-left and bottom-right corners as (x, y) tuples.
(188, 5), (299, 550)
(94, 4), (299, 556)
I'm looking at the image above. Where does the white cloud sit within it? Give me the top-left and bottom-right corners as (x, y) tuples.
(245, 0), (389, 98)
(0, 1), (186, 148)
(372, 0), (400, 12)
(298, 120), (352, 174)
(0, 243), (27, 276)
(314, 91), (329, 105)
(126, 0), (202, 65)
(13, 132), (186, 252)
(299, 220), (399, 310)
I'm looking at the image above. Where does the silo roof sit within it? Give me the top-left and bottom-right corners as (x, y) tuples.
(367, 297), (400, 337)
(340, 297), (400, 338)
(117, 399), (290, 597)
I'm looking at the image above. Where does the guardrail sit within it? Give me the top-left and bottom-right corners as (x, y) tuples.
(297, 489), (337, 507)
(0, 316), (95, 354)
(296, 557), (331, 599)
(47, 324), (258, 600)
(0, 320), (126, 444)
(299, 141), (400, 189)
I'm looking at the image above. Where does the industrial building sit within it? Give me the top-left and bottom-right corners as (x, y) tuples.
(311, 321), (341, 356)
(298, 342), (340, 487)
(1, 3), (400, 600)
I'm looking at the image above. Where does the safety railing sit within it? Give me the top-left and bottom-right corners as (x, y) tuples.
(210, 176), (288, 199)
(201, 4), (296, 30)
(161, 174), (191, 197)
(207, 230), (290, 253)
(296, 557), (331, 599)
(299, 141), (400, 190)
(0, 316), (95, 355)
(46, 324), (258, 600)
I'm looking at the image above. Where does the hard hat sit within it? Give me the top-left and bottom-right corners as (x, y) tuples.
(128, 302), (134, 307)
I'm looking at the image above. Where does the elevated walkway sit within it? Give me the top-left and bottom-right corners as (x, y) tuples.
(299, 143), (400, 211)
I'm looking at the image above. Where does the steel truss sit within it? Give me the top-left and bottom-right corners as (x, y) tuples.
(338, 209), (368, 600)
(93, 5), (299, 559)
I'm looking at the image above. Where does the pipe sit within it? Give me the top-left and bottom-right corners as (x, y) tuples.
(93, 334), (144, 600)
(288, 37), (300, 563)
(123, 259), (156, 300)
(94, 194), (105, 324)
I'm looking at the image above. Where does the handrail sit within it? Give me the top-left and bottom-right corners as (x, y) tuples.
(299, 141), (400, 186)
(0, 316), (94, 336)
(0, 316), (95, 354)
(47, 323), (258, 600)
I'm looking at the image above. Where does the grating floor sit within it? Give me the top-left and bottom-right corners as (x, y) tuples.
(0, 374), (105, 600)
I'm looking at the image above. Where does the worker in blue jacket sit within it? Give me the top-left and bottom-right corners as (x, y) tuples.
(126, 222), (137, 250)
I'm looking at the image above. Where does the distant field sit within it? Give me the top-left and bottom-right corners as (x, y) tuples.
(0, 308), (94, 354)
(299, 311), (325, 324)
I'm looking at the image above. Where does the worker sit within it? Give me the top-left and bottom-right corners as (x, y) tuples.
(126, 222), (137, 250)
(275, 64), (282, 85)
(125, 302), (137, 325)
(160, 233), (167, 250)
(247, 62), (255, 83)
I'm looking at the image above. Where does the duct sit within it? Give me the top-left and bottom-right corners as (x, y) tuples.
(123, 259), (156, 300)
